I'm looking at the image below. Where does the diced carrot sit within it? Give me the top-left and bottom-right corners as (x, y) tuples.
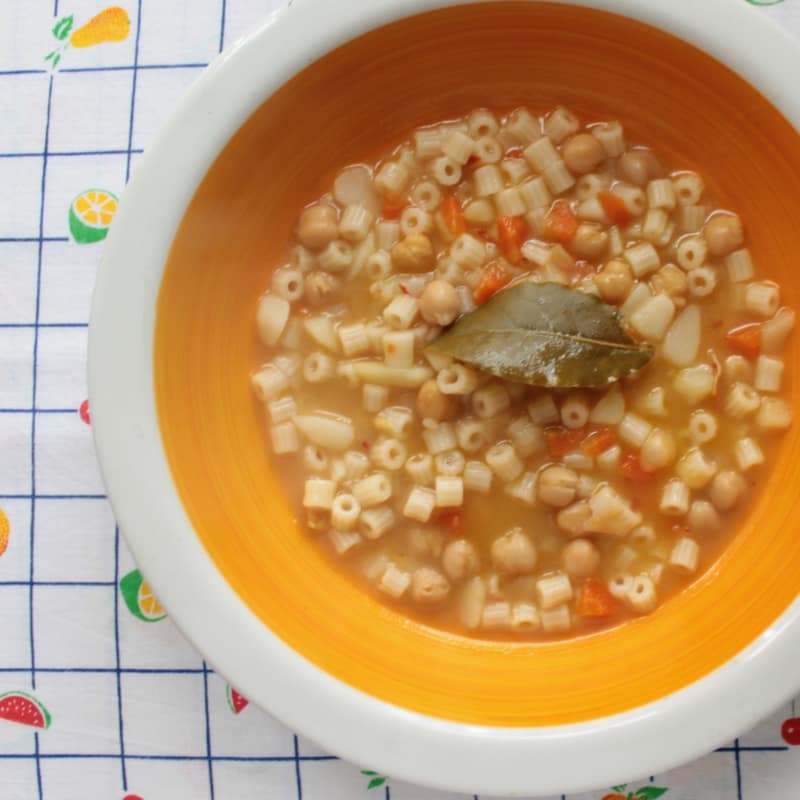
(598, 191), (632, 226)
(543, 201), (579, 243)
(442, 195), (467, 236)
(439, 509), (464, 537)
(581, 428), (616, 457)
(497, 215), (527, 264)
(620, 453), (655, 484)
(577, 578), (617, 618)
(382, 194), (408, 220)
(726, 323), (761, 359)
(473, 262), (512, 304)
(545, 426), (587, 459)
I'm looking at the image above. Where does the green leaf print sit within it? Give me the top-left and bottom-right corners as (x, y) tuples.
(361, 770), (388, 790)
(634, 788), (669, 800)
(52, 14), (74, 41)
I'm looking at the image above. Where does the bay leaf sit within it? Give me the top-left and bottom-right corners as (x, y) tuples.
(425, 282), (653, 388)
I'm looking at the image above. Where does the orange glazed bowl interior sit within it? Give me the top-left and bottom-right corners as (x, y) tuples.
(154, 2), (800, 727)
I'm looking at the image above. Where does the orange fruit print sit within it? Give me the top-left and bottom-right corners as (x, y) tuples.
(70, 6), (130, 48)
(0, 507), (9, 557)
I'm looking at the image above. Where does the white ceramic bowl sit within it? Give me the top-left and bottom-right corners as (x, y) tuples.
(89, 1), (800, 794)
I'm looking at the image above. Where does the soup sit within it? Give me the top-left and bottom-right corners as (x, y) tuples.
(251, 105), (794, 640)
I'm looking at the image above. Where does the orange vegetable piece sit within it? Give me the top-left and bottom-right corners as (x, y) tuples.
(381, 194), (408, 220)
(473, 262), (513, 304)
(577, 578), (617, 618)
(70, 6), (130, 48)
(581, 428), (616, 457)
(545, 426), (587, 459)
(439, 509), (464, 536)
(543, 201), (579, 243)
(496, 215), (527, 264)
(442, 195), (467, 236)
(620, 453), (655, 484)
(598, 191), (632, 226)
(726, 323), (761, 359)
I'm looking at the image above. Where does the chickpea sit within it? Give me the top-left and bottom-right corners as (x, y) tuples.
(419, 279), (460, 326)
(617, 149), (662, 187)
(562, 133), (606, 174)
(538, 465), (579, 507)
(416, 379), (458, 421)
(640, 428), (677, 472)
(687, 500), (721, 534)
(406, 527), (444, 558)
(297, 203), (339, 250)
(723, 354), (752, 386)
(562, 538), (600, 577)
(709, 470), (746, 511)
(650, 264), (688, 299)
(411, 566), (450, 604)
(304, 270), (342, 306)
(442, 539), (480, 582)
(391, 233), (436, 272)
(703, 213), (743, 257)
(594, 259), (633, 304)
(570, 223), (609, 260)
(491, 528), (538, 575)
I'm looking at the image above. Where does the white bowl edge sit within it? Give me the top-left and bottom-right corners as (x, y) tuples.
(88, 0), (800, 795)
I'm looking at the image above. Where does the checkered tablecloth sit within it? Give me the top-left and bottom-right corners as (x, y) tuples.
(3, 1), (800, 798)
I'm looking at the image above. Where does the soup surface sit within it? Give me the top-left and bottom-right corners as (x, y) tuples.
(251, 106), (794, 640)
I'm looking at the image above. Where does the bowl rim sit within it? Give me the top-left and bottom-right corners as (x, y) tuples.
(89, 0), (800, 794)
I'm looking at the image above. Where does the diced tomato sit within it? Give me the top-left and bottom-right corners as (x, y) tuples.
(581, 428), (616, 457)
(619, 453), (655, 484)
(543, 201), (579, 243)
(497, 215), (527, 264)
(382, 194), (408, 220)
(577, 578), (617, 618)
(726, 323), (761, 359)
(399, 283), (409, 295)
(439, 509), (464, 536)
(545, 426), (587, 459)
(465, 153), (481, 167)
(473, 262), (513, 304)
(442, 194), (468, 236)
(598, 191), (632, 226)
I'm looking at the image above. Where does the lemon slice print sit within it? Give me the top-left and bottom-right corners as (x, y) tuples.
(69, 188), (118, 244)
(120, 569), (167, 622)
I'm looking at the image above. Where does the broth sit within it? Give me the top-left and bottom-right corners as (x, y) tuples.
(251, 106), (794, 640)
